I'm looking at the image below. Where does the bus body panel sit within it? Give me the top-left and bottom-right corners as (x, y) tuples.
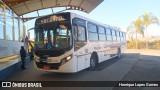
(72, 42), (91, 72)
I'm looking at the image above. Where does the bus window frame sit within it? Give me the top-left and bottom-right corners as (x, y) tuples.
(116, 31), (120, 41)
(123, 32), (126, 41)
(106, 28), (113, 41)
(88, 22), (99, 41)
(98, 26), (106, 41)
(111, 29), (117, 41)
(72, 24), (87, 42)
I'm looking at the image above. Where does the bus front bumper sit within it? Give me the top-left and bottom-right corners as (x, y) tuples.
(34, 57), (77, 73)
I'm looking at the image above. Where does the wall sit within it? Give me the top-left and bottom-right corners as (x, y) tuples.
(0, 40), (24, 58)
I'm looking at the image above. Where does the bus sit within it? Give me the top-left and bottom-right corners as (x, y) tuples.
(34, 12), (126, 73)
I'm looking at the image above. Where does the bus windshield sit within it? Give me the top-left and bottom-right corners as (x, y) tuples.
(35, 22), (72, 50)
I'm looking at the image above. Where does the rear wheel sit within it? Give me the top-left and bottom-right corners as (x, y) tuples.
(89, 55), (97, 71)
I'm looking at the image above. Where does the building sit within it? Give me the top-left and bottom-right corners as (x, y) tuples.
(0, 1), (26, 60)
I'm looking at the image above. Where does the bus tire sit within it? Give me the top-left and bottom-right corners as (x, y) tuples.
(117, 48), (121, 59)
(89, 54), (98, 71)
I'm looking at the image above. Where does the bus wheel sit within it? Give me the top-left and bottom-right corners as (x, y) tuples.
(117, 48), (121, 59)
(89, 55), (97, 71)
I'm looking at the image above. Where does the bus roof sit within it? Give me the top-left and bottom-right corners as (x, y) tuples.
(71, 12), (126, 33)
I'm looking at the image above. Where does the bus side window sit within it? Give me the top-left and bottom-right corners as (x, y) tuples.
(123, 33), (126, 41)
(77, 25), (86, 41)
(73, 25), (86, 42)
(73, 25), (78, 41)
(106, 28), (112, 41)
(73, 25), (86, 51)
(112, 30), (116, 41)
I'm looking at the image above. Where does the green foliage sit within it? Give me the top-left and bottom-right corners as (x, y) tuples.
(127, 18), (144, 39)
(141, 12), (159, 27)
(148, 40), (160, 49)
(127, 12), (159, 49)
(127, 40), (160, 49)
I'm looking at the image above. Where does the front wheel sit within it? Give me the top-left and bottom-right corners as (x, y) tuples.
(89, 55), (97, 71)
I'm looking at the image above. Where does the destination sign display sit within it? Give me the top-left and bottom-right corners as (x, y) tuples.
(36, 13), (70, 25)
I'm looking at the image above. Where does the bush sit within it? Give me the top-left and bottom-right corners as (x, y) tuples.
(127, 40), (160, 50)
(127, 40), (136, 49)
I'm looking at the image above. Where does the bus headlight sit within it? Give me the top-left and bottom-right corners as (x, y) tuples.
(60, 54), (72, 65)
(66, 55), (72, 61)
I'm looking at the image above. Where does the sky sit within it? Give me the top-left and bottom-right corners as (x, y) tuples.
(25, 0), (160, 37)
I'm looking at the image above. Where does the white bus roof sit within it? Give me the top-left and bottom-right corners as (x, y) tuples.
(35, 12), (125, 33)
(71, 12), (125, 33)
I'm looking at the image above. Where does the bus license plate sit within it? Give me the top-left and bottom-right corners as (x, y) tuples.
(43, 65), (50, 70)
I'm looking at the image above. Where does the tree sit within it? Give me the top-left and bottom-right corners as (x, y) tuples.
(127, 26), (134, 40)
(141, 12), (159, 49)
(127, 18), (144, 49)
